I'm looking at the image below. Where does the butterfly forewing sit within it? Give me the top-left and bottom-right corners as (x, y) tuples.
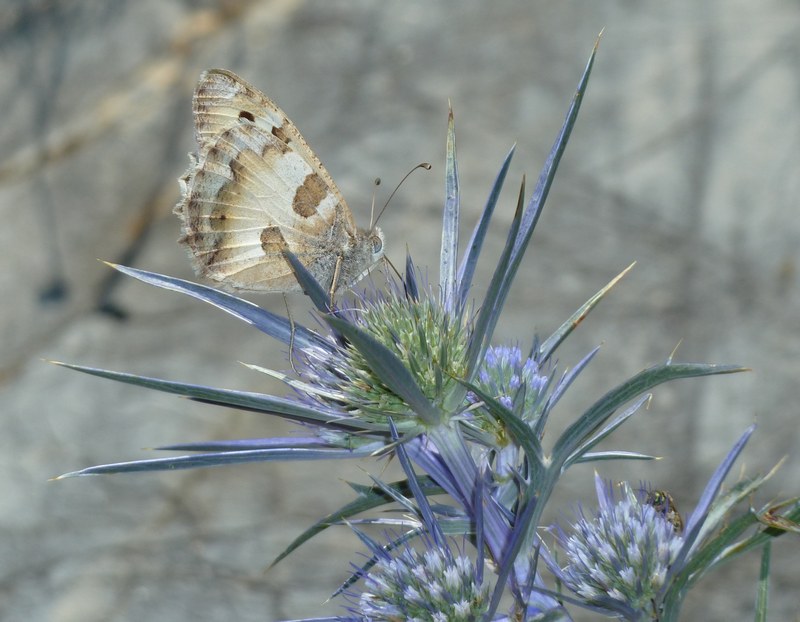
(175, 69), (383, 294)
(192, 69), (354, 228)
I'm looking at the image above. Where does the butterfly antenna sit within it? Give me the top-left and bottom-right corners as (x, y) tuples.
(373, 162), (432, 228)
(369, 178), (381, 230)
(383, 254), (403, 282)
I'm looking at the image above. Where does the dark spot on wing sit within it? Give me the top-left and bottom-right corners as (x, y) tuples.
(239, 110), (256, 123)
(272, 123), (290, 144)
(260, 226), (285, 254)
(293, 174), (326, 218)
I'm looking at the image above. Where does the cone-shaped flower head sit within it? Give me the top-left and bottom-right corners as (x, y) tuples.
(473, 345), (548, 422)
(356, 544), (489, 622)
(295, 276), (470, 430)
(554, 474), (684, 619)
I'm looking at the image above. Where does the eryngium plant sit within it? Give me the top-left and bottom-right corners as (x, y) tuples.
(56, 39), (800, 621)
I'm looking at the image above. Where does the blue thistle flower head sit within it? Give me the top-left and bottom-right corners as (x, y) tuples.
(291, 272), (471, 433)
(340, 421), (493, 622)
(553, 474), (684, 618)
(354, 542), (490, 622)
(473, 345), (549, 422)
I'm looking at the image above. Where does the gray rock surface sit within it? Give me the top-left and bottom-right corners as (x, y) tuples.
(1, 1), (798, 620)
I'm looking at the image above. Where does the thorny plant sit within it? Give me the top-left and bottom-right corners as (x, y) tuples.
(56, 39), (800, 621)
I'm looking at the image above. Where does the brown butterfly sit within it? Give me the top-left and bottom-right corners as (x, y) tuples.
(175, 69), (384, 295)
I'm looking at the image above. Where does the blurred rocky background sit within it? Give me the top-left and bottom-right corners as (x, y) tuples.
(1, 1), (798, 620)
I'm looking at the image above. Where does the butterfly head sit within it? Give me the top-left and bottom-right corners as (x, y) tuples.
(341, 226), (384, 290)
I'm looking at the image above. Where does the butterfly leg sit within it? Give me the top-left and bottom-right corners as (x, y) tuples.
(329, 254), (344, 305)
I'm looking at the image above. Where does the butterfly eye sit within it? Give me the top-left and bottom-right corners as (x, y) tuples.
(371, 235), (383, 254)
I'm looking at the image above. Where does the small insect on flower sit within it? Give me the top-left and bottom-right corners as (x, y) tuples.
(645, 490), (684, 534)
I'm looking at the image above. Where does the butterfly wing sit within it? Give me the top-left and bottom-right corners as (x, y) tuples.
(176, 70), (359, 292)
(191, 69), (355, 231)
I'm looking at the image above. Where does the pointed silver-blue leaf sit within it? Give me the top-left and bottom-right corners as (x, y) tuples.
(674, 424), (756, 570)
(56, 445), (377, 477)
(440, 106), (460, 311)
(52, 362), (376, 430)
(282, 250), (332, 314)
(272, 476), (443, 568)
(390, 419), (445, 547)
(562, 394), (650, 469)
(157, 437), (356, 452)
(483, 38), (600, 346)
(457, 143), (515, 311)
(105, 263), (329, 352)
(538, 264), (634, 363)
(464, 176), (525, 377)
(552, 362), (747, 466)
(506, 40), (599, 283)
(405, 251), (419, 301)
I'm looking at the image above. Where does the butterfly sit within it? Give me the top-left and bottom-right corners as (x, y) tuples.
(174, 69), (384, 295)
